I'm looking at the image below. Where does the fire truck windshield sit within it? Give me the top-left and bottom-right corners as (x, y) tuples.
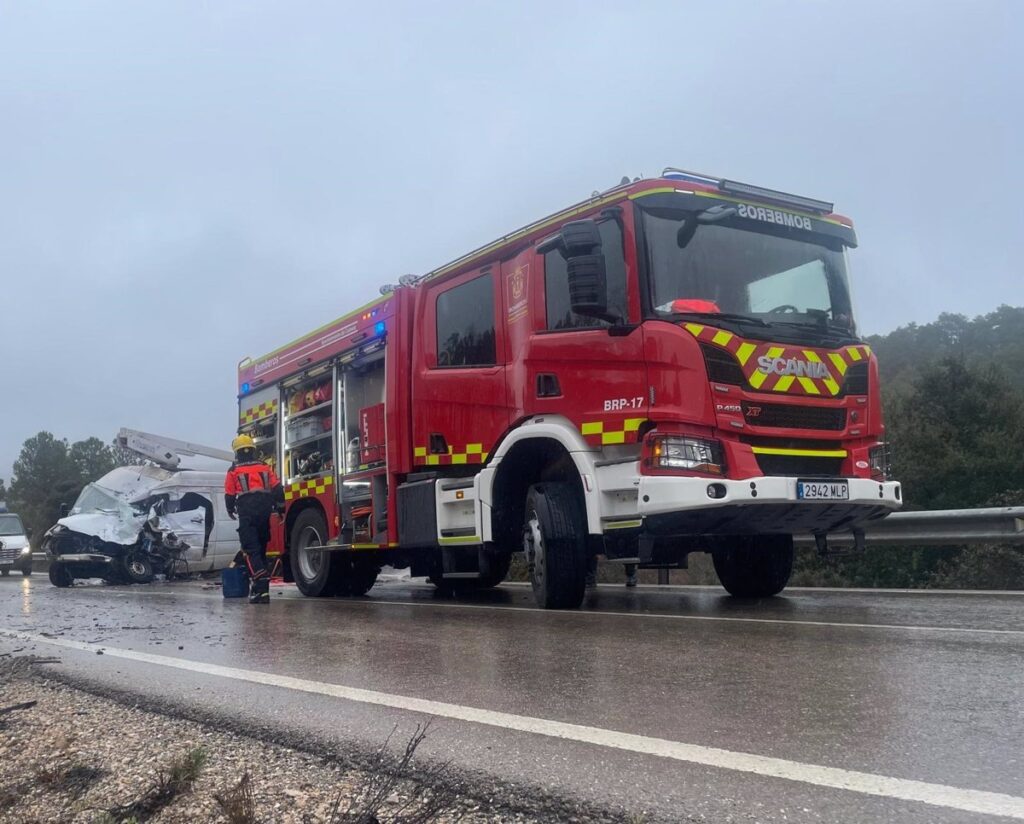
(641, 206), (857, 336)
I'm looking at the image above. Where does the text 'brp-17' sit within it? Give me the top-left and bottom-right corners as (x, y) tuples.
(235, 168), (901, 609)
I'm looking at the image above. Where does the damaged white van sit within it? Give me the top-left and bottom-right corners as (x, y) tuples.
(42, 465), (241, 587)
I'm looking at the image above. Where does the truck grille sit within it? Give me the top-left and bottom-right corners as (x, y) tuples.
(742, 403), (846, 431)
(0, 545), (18, 564)
(756, 454), (844, 477)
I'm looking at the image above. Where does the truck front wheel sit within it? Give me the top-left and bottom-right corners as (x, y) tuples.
(712, 535), (794, 598)
(523, 483), (587, 609)
(290, 509), (335, 597)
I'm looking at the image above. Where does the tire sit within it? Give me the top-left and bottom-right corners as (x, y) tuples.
(289, 509), (335, 597)
(522, 482), (587, 609)
(22, 566), (32, 577)
(49, 562), (74, 588)
(331, 558), (379, 597)
(712, 535), (794, 598)
(123, 554), (155, 584)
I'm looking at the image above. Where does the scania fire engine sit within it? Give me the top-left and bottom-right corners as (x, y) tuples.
(236, 168), (901, 608)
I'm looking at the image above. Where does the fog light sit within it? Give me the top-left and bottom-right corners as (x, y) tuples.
(706, 483), (727, 499)
(650, 435), (725, 475)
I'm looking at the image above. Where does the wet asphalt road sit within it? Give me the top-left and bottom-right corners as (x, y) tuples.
(2, 573), (1023, 823)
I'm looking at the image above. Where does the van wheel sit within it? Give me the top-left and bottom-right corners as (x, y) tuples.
(123, 554), (155, 584)
(22, 566), (32, 577)
(49, 562), (74, 588)
(712, 535), (794, 598)
(523, 483), (587, 609)
(290, 509), (335, 596)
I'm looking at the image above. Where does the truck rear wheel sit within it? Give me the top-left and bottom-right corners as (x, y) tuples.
(712, 535), (794, 598)
(290, 509), (335, 597)
(523, 483), (587, 609)
(48, 562), (74, 588)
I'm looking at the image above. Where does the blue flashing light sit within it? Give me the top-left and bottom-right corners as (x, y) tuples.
(241, 382), (251, 394)
(374, 321), (386, 336)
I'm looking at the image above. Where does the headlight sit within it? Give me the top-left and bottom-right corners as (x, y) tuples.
(648, 435), (726, 475)
(19, 547), (31, 555)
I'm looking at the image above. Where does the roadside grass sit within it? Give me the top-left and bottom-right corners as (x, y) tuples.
(214, 770), (256, 824)
(35, 762), (108, 799)
(100, 746), (207, 823)
(327, 723), (462, 824)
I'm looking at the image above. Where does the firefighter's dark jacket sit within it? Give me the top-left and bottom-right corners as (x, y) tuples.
(224, 460), (284, 518)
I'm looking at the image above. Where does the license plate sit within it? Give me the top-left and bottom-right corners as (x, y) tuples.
(797, 480), (849, 500)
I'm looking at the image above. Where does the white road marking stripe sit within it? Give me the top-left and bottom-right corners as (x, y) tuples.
(59, 585), (1024, 636)
(2, 627), (1022, 820)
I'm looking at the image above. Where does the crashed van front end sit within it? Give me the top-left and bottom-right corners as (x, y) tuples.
(43, 466), (210, 587)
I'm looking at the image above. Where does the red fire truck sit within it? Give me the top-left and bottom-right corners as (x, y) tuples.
(236, 169), (901, 608)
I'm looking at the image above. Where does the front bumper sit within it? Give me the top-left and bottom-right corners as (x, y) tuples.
(50, 553), (115, 565)
(637, 475), (901, 536)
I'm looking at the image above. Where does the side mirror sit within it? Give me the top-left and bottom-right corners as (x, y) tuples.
(59, 503), (69, 518)
(558, 219), (611, 321)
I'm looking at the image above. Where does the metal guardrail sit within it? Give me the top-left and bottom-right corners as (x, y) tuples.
(795, 507), (1024, 548)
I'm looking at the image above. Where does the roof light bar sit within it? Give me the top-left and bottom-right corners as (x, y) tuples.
(661, 167), (834, 215)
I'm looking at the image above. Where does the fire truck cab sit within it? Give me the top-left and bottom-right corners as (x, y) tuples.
(237, 169), (901, 609)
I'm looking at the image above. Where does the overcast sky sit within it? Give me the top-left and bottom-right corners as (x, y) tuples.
(2, 1), (1022, 482)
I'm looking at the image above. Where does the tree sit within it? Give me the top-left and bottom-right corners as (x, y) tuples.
(69, 437), (119, 482)
(9, 432), (76, 546)
(0, 478), (7, 504)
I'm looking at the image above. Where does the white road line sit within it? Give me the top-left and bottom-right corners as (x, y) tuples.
(53, 585), (1024, 636)
(2, 627), (1022, 820)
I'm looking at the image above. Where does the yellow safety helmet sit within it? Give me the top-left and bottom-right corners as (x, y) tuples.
(232, 434), (255, 452)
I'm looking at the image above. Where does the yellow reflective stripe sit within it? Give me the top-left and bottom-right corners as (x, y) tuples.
(847, 346), (862, 362)
(822, 377), (841, 396)
(414, 446), (427, 457)
(604, 519), (643, 530)
(861, 345), (871, 356)
(751, 447), (848, 457)
(438, 535), (481, 545)
(684, 323), (704, 337)
(766, 346), (785, 358)
(774, 375), (795, 392)
(712, 329), (734, 346)
(735, 342), (756, 365)
(748, 370), (768, 389)
(802, 350), (822, 362)
(601, 431), (626, 445)
(426, 455), (440, 465)
(466, 443), (483, 454)
(797, 377), (821, 395)
(451, 454), (467, 464)
(581, 422), (603, 435)
(828, 353), (848, 375)
(627, 187), (678, 199)
(624, 418), (645, 432)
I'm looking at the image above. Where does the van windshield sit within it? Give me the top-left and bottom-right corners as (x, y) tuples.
(0, 514), (25, 535)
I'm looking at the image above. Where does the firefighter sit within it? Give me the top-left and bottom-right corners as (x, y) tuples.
(225, 434), (284, 604)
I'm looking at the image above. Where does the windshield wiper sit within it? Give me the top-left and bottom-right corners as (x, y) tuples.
(668, 311), (770, 328)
